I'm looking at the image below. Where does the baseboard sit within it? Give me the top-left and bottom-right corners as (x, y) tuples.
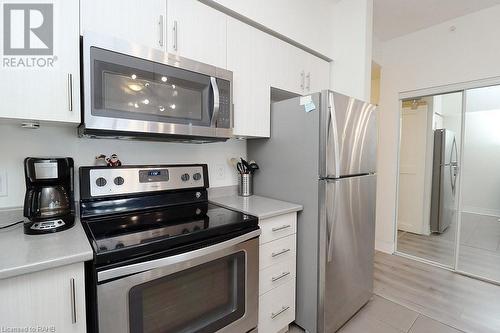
(462, 206), (500, 218)
(375, 239), (394, 254)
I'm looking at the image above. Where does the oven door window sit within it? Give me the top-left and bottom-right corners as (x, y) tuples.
(128, 251), (245, 333)
(90, 47), (213, 127)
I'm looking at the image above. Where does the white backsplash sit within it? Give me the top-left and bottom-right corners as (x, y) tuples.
(0, 123), (246, 208)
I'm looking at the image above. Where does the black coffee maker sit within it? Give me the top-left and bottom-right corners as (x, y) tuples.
(24, 157), (75, 234)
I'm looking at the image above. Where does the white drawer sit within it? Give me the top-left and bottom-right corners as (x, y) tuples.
(259, 278), (296, 333)
(259, 213), (297, 245)
(259, 259), (296, 295)
(259, 234), (296, 270)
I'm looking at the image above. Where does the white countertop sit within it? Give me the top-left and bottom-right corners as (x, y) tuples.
(210, 195), (303, 219)
(0, 209), (93, 280)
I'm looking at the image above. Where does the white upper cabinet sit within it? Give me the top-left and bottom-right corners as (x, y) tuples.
(227, 18), (271, 138)
(80, 0), (167, 50)
(166, 0), (227, 68)
(305, 54), (330, 94)
(0, 0), (80, 124)
(269, 42), (330, 96)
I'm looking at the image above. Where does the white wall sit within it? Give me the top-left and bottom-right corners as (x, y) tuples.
(330, 0), (373, 101)
(461, 86), (500, 216)
(207, 0), (335, 58)
(375, 5), (500, 253)
(0, 124), (245, 208)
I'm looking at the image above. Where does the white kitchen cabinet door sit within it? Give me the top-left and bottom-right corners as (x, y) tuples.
(166, 0), (227, 68)
(0, 0), (80, 123)
(305, 54), (330, 94)
(0, 263), (86, 333)
(80, 0), (166, 50)
(227, 18), (271, 138)
(270, 40), (305, 96)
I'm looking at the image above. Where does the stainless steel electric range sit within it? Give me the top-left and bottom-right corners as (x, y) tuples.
(79, 164), (259, 333)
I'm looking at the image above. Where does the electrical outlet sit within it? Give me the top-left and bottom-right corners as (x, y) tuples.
(215, 164), (225, 180)
(0, 170), (7, 197)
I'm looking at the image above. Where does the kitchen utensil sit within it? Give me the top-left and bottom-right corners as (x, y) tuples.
(237, 162), (245, 174)
(240, 158), (251, 173)
(248, 162), (260, 173)
(230, 157), (239, 170)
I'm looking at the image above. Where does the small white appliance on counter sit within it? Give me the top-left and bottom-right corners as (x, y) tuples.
(248, 90), (377, 333)
(80, 32), (233, 142)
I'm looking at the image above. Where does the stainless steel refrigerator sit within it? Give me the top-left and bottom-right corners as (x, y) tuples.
(430, 129), (458, 234)
(248, 91), (377, 333)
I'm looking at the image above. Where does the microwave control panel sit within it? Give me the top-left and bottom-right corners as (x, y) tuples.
(217, 79), (231, 129)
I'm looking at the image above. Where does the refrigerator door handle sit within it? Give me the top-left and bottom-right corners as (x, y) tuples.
(327, 183), (339, 263)
(328, 93), (341, 178)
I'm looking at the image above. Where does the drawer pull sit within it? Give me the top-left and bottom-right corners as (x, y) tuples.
(272, 248), (290, 257)
(272, 224), (291, 232)
(70, 278), (77, 324)
(271, 306), (290, 319)
(271, 271), (291, 282)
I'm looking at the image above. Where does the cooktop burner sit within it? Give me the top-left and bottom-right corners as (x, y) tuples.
(84, 202), (256, 255)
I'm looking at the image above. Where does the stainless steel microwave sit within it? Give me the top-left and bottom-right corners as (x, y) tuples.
(80, 32), (233, 142)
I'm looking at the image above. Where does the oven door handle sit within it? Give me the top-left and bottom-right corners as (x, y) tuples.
(97, 229), (260, 282)
(210, 77), (220, 128)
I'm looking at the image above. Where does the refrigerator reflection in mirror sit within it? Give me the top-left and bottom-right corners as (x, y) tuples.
(396, 92), (463, 267)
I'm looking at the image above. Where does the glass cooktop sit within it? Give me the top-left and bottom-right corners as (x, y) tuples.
(83, 203), (257, 256)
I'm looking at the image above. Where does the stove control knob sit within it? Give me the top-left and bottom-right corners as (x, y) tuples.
(115, 242), (124, 249)
(193, 173), (202, 181)
(181, 173), (190, 182)
(114, 176), (125, 186)
(96, 177), (107, 187)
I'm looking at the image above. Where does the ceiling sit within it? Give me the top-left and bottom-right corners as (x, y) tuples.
(373, 0), (500, 41)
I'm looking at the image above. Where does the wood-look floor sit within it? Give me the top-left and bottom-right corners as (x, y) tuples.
(290, 251), (500, 333)
(397, 212), (500, 282)
(374, 251), (500, 333)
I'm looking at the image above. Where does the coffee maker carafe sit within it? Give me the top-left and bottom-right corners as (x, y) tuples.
(24, 157), (75, 234)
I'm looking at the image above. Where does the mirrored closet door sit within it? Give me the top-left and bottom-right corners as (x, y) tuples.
(396, 92), (463, 268)
(396, 83), (500, 284)
(457, 85), (500, 283)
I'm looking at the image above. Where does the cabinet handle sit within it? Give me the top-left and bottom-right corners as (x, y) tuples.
(67, 73), (73, 112)
(158, 15), (164, 47)
(271, 271), (291, 282)
(272, 248), (290, 257)
(272, 224), (291, 232)
(306, 72), (311, 91)
(271, 306), (290, 319)
(70, 278), (77, 324)
(300, 71), (305, 90)
(172, 20), (178, 51)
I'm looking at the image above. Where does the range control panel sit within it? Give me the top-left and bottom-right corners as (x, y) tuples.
(84, 165), (207, 198)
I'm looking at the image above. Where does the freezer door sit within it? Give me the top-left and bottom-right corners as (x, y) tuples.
(318, 175), (376, 333)
(320, 91), (377, 178)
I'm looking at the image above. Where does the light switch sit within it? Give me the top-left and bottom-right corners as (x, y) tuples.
(0, 170), (7, 197)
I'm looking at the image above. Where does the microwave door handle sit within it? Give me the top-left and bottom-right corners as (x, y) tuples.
(210, 77), (220, 127)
